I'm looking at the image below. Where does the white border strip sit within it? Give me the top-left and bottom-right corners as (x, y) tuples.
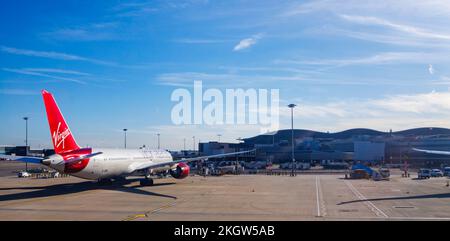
(315, 176), (321, 217)
(344, 180), (389, 218)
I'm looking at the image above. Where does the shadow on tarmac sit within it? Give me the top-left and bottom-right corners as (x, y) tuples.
(0, 179), (177, 202)
(338, 192), (450, 205)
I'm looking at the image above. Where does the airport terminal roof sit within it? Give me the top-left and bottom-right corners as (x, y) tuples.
(243, 127), (450, 145)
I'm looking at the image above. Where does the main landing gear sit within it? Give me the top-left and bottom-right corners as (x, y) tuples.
(140, 177), (154, 186)
(139, 173), (154, 186)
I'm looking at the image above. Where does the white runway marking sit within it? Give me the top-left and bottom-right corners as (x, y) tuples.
(389, 216), (450, 220)
(344, 180), (388, 218)
(315, 176), (326, 217)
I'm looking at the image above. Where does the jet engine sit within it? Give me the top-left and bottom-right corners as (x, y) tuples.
(169, 162), (190, 179)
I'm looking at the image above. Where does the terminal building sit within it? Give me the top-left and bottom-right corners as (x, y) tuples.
(198, 142), (255, 162)
(0, 145), (54, 157)
(199, 127), (450, 168)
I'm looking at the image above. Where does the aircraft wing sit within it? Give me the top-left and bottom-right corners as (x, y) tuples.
(130, 149), (256, 172)
(0, 154), (44, 164)
(175, 149), (256, 163)
(412, 148), (450, 155)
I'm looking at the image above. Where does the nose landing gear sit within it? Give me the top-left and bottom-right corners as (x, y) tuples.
(140, 174), (154, 186)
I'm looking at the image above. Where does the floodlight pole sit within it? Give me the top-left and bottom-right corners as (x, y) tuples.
(288, 104), (297, 177)
(123, 129), (128, 149)
(23, 117), (29, 171)
(157, 133), (160, 149)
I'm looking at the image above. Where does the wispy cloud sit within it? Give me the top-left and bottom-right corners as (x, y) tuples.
(156, 71), (309, 87)
(277, 52), (449, 66)
(155, 71), (425, 88)
(320, 28), (450, 48)
(2, 68), (86, 84)
(284, 1), (450, 18)
(281, 1), (450, 48)
(157, 72), (245, 87)
(218, 65), (321, 75)
(112, 0), (208, 18)
(22, 68), (91, 76)
(44, 22), (120, 41)
(428, 64), (435, 75)
(118, 7), (158, 17)
(172, 38), (229, 44)
(340, 14), (450, 40)
(431, 75), (450, 85)
(0, 46), (116, 66)
(370, 91), (450, 114)
(0, 46), (152, 69)
(0, 89), (38, 96)
(233, 38), (257, 51)
(233, 34), (263, 51)
(112, 1), (158, 17)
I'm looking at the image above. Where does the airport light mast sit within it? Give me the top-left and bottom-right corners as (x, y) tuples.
(23, 117), (29, 171)
(123, 129), (128, 149)
(288, 104), (297, 177)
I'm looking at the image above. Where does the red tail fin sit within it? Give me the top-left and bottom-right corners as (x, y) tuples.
(42, 90), (80, 154)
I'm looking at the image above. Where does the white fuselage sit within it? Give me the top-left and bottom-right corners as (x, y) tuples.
(50, 148), (173, 180)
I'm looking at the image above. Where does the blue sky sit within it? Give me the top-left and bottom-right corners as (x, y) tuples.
(2, 0), (450, 150)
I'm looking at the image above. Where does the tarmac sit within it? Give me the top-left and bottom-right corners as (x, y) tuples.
(1, 161), (450, 221)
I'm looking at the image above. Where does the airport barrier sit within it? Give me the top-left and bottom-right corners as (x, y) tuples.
(245, 169), (347, 176)
(31, 172), (70, 179)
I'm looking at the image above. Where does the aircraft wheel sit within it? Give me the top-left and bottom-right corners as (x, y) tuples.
(140, 178), (154, 186)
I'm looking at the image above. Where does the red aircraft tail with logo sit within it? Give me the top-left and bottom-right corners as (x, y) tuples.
(42, 90), (80, 154)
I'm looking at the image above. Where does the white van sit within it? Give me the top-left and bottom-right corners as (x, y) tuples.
(17, 171), (31, 178)
(418, 169), (431, 179)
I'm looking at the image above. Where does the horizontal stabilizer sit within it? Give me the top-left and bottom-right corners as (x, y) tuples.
(44, 152), (103, 166)
(0, 154), (44, 164)
(64, 152), (103, 165)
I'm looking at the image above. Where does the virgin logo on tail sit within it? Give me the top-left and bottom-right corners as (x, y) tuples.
(53, 122), (71, 149)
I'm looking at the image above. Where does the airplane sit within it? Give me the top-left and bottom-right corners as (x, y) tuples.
(0, 90), (254, 186)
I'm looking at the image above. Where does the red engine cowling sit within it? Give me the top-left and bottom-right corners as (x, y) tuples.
(169, 162), (190, 179)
